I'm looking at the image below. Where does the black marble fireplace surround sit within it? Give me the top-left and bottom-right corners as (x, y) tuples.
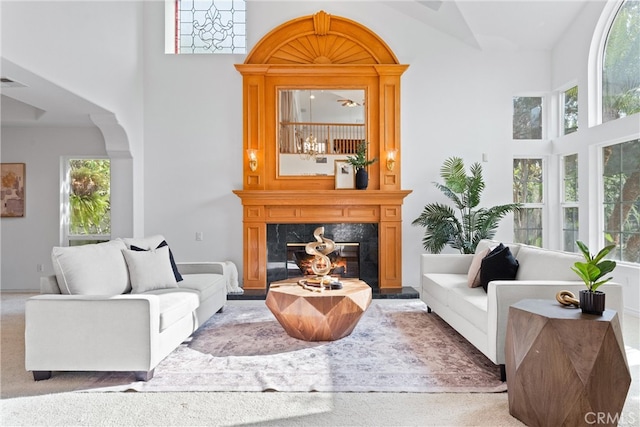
(266, 223), (379, 289)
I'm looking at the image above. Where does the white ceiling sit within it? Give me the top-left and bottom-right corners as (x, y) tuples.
(1, 58), (109, 127)
(0, 0), (591, 128)
(385, 0), (589, 50)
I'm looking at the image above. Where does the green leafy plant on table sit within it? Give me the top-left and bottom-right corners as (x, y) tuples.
(571, 241), (617, 292)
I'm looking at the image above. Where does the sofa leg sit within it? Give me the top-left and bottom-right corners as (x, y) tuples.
(427, 306), (432, 313)
(135, 369), (154, 381)
(217, 306), (224, 313)
(32, 371), (52, 381)
(499, 364), (506, 382)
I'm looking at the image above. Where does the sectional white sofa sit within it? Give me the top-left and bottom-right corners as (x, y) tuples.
(25, 235), (231, 381)
(420, 239), (624, 379)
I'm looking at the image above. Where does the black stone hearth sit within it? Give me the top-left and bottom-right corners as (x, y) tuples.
(228, 287), (420, 300)
(266, 223), (378, 289)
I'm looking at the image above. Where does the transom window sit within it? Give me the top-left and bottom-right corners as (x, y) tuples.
(562, 86), (578, 135)
(513, 97), (543, 140)
(166, 0), (246, 54)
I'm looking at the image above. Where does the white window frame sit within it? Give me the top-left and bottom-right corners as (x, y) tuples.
(558, 83), (579, 137)
(512, 94), (548, 141)
(588, 0), (626, 127)
(593, 137), (640, 264)
(560, 153), (579, 252)
(60, 156), (111, 247)
(513, 156), (548, 247)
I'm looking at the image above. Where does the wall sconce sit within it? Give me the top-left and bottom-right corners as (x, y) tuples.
(386, 149), (397, 171)
(247, 149), (258, 172)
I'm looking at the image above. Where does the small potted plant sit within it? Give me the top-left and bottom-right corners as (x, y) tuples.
(571, 240), (617, 315)
(346, 141), (377, 189)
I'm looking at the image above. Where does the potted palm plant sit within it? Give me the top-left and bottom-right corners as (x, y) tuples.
(346, 141), (377, 189)
(412, 156), (521, 254)
(571, 241), (617, 315)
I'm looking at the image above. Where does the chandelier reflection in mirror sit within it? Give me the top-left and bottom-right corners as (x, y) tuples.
(297, 91), (326, 160)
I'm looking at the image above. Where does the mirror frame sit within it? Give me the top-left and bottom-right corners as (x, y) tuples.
(235, 10), (408, 191)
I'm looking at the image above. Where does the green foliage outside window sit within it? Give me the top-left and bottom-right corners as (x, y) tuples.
(603, 0), (640, 122)
(603, 139), (640, 263)
(563, 86), (578, 135)
(562, 154), (579, 252)
(513, 158), (544, 247)
(69, 159), (111, 235)
(513, 97), (542, 139)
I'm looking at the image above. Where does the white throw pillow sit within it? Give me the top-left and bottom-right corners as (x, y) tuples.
(52, 240), (131, 295)
(120, 235), (166, 250)
(467, 247), (491, 288)
(122, 246), (178, 293)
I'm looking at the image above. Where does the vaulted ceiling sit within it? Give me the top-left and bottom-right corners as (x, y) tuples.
(0, 0), (591, 128)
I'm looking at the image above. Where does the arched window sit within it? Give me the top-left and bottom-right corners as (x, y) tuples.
(602, 0), (640, 123)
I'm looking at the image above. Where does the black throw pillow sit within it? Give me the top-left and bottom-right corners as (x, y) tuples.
(131, 240), (183, 282)
(479, 243), (519, 292)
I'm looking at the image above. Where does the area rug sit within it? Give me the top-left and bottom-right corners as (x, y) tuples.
(86, 300), (506, 393)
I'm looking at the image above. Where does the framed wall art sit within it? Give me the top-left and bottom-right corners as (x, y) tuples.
(334, 160), (355, 189)
(1, 163), (25, 217)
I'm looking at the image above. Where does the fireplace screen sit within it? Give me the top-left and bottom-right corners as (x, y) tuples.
(286, 243), (359, 279)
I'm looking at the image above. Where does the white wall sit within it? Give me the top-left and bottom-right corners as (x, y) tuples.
(0, 127), (106, 290)
(1, 0), (637, 316)
(0, 0), (145, 235)
(138, 0), (551, 289)
(550, 0), (640, 316)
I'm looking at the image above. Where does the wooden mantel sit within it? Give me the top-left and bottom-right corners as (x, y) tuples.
(233, 189), (412, 290)
(234, 11), (411, 290)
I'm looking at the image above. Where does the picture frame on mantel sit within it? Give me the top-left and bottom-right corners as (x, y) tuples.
(334, 160), (355, 189)
(1, 163), (26, 217)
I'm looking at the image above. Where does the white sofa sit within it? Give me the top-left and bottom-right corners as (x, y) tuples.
(25, 236), (231, 381)
(420, 239), (624, 378)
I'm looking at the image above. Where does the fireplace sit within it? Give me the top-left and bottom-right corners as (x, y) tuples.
(286, 243), (359, 278)
(267, 223), (378, 288)
(233, 189), (411, 290)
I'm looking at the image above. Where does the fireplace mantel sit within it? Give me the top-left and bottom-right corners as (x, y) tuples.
(234, 189), (411, 290)
(233, 190), (411, 206)
(233, 11), (410, 291)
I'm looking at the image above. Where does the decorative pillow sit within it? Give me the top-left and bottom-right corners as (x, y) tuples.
(121, 235), (166, 251)
(480, 243), (519, 292)
(122, 246), (178, 293)
(131, 240), (183, 282)
(51, 240), (131, 295)
(467, 247), (490, 288)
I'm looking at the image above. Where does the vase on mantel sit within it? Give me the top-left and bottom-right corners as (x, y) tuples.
(355, 168), (368, 190)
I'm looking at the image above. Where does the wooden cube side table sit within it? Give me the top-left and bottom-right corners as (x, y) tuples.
(505, 299), (631, 427)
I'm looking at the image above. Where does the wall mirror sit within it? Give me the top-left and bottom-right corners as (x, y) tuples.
(278, 88), (365, 176)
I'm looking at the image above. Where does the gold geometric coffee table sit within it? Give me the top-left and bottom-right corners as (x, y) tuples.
(266, 278), (372, 341)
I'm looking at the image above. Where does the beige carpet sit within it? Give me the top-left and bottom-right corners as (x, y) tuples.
(80, 299), (505, 393)
(2, 293), (638, 426)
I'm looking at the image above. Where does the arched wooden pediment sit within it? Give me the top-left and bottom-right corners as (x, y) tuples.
(244, 10), (399, 65)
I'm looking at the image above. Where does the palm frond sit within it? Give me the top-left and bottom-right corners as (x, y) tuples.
(433, 182), (465, 210)
(413, 156), (522, 254)
(467, 162), (485, 208)
(440, 157), (467, 194)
